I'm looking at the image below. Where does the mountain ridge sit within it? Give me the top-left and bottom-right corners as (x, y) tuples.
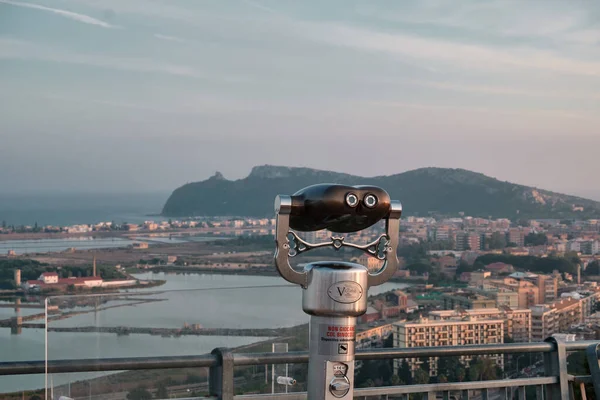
(162, 165), (600, 219)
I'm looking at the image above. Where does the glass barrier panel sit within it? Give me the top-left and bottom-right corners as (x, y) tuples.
(0, 296), (46, 399)
(44, 271), (311, 399)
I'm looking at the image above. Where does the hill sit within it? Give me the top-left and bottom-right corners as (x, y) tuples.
(161, 166), (600, 219)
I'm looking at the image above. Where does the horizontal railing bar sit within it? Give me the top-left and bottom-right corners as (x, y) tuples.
(231, 352), (308, 366)
(0, 355), (217, 375)
(232, 377), (558, 399)
(354, 377), (557, 396)
(565, 341), (600, 351)
(235, 393), (306, 399)
(2, 341), (598, 376)
(356, 342), (553, 359)
(571, 375), (592, 383)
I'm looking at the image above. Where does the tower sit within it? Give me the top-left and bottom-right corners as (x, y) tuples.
(14, 269), (21, 287)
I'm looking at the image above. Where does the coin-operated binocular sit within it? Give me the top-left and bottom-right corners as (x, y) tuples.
(274, 184), (402, 399)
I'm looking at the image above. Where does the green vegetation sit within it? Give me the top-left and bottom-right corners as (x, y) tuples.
(0, 258), (126, 289)
(584, 261), (600, 276)
(488, 231), (506, 250)
(0, 259), (47, 288)
(475, 254), (580, 275)
(126, 386), (152, 400)
(525, 232), (549, 246)
(161, 165), (600, 219)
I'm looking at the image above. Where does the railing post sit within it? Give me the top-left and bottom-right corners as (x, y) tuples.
(586, 343), (600, 399)
(543, 336), (569, 400)
(209, 348), (234, 400)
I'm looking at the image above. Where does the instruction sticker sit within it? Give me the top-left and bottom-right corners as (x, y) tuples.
(318, 324), (355, 356)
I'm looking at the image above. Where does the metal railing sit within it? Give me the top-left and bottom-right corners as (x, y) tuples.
(1, 338), (598, 399)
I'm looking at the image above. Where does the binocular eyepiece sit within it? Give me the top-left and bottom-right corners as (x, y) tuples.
(275, 184), (392, 233)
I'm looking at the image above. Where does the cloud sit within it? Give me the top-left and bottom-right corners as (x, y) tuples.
(0, 38), (200, 77)
(153, 34), (186, 43)
(0, 0), (116, 28)
(367, 77), (600, 101)
(360, 0), (599, 46)
(301, 23), (600, 77)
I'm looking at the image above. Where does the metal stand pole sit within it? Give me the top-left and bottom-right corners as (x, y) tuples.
(308, 315), (356, 399)
(303, 261), (368, 399)
(273, 184), (402, 400)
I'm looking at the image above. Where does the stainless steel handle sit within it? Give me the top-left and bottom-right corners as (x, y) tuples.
(274, 195), (308, 288)
(367, 200), (402, 288)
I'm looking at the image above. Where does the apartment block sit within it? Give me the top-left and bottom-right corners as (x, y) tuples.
(455, 232), (482, 251)
(484, 278), (539, 309)
(429, 307), (531, 343)
(531, 298), (582, 342)
(507, 228), (529, 247)
(393, 317), (504, 377)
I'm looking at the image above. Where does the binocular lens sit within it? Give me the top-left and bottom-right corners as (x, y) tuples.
(364, 194), (377, 208)
(345, 193), (359, 207)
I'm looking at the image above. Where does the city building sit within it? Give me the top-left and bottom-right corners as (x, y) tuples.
(490, 288), (520, 309)
(469, 270), (491, 286)
(580, 240), (600, 255)
(484, 278), (539, 309)
(429, 306), (531, 342)
(507, 228), (528, 247)
(484, 262), (514, 275)
(439, 293), (496, 310)
(356, 323), (394, 350)
(455, 232), (481, 251)
(531, 298), (582, 342)
(393, 317), (504, 377)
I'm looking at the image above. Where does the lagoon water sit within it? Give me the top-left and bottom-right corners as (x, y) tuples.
(0, 272), (409, 394)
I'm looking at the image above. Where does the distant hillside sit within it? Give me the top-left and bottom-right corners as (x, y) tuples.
(161, 166), (600, 219)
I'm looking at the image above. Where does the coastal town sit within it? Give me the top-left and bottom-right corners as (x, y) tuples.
(2, 212), (600, 396)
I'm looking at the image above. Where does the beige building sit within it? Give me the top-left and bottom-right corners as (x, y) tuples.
(492, 288), (519, 309)
(393, 317), (504, 377)
(484, 278), (539, 309)
(526, 275), (558, 304)
(429, 307), (531, 342)
(469, 270), (491, 286)
(531, 298), (583, 341)
(356, 323), (394, 350)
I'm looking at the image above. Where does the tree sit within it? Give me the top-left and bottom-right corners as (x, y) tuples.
(525, 232), (548, 247)
(398, 360), (412, 385)
(407, 263), (432, 275)
(390, 375), (403, 385)
(438, 356), (461, 381)
(155, 384), (168, 399)
(456, 261), (475, 275)
(456, 367), (466, 382)
(468, 358), (498, 381)
(488, 232), (506, 250)
(127, 387), (152, 400)
(438, 374), (448, 383)
(586, 261), (600, 276)
(29, 396), (42, 400)
(413, 368), (430, 384)
(1, 220), (6, 229)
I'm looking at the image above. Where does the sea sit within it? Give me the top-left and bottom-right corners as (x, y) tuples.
(0, 192), (170, 227)
(0, 273), (411, 395)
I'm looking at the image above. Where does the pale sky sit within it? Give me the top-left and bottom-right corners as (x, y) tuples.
(1, 0), (599, 199)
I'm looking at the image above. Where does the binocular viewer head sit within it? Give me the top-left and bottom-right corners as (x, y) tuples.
(275, 184), (392, 233)
(274, 183), (402, 288)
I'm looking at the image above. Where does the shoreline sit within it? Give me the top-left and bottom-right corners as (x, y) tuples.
(132, 266), (280, 277)
(133, 266), (421, 286)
